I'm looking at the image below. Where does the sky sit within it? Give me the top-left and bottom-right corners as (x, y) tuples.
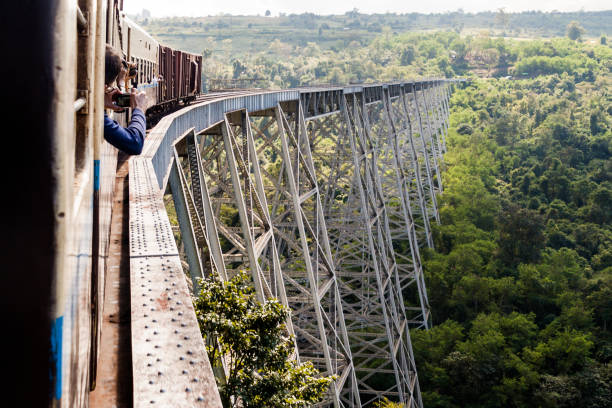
(122, 0), (610, 17)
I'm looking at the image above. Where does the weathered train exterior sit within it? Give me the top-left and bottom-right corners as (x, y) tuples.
(158, 45), (203, 107)
(118, 14), (202, 113)
(0, 1), (202, 407)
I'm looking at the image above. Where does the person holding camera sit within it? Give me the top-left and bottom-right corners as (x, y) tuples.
(103, 45), (147, 155)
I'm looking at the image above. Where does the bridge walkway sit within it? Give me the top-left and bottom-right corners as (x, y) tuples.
(89, 155), (133, 407)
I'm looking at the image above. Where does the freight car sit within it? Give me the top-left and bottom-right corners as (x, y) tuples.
(117, 14), (202, 116)
(1, 1), (202, 407)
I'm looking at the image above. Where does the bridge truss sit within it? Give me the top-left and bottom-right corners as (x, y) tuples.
(129, 79), (458, 407)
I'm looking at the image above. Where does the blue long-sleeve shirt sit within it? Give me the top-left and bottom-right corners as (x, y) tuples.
(103, 108), (146, 155)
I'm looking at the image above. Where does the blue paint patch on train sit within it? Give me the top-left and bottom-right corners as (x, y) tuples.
(137, 83), (159, 90)
(50, 315), (63, 400)
(94, 160), (100, 191)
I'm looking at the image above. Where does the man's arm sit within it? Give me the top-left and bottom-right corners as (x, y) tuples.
(103, 109), (145, 155)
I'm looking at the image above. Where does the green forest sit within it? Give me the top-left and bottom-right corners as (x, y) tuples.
(411, 39), (612, 407)
(155, 12), (612, 407)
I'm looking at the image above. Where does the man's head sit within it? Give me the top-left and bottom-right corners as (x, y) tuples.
(105, 45), (126, 86)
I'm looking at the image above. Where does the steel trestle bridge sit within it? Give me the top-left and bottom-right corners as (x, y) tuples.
(128, 79), (459, 407)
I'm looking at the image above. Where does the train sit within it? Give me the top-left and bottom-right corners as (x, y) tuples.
(1, 1), (202, 406)
(112, 7), (203, 116)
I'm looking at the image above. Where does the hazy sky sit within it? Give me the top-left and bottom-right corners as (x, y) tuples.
(122, 0), (610, 17)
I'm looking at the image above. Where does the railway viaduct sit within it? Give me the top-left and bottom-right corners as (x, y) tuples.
(91, 79), (460, 407)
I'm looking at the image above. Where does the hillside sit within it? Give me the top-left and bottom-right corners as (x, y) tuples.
(134, 10), (612, 60)
(126, 10), (612, 90)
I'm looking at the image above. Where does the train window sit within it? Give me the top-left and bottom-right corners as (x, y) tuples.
(74, 108), (88, 177)
(135, 60), (139, 86)
(190, 60), (197, 93)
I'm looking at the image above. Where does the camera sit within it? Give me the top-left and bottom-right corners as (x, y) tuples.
(113, 92), (131, 108)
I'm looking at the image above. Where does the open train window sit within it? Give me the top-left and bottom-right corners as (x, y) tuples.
(132, 57), (138, 87)
(127, 27), (132, 69)
(190, 60), (197, 93)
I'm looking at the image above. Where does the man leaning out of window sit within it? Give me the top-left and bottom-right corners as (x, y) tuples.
(103, 45), (147, 155)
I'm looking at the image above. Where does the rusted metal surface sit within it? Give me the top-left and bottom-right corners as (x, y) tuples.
(157, 45), (202, 104)
(129, 158), (222, 407)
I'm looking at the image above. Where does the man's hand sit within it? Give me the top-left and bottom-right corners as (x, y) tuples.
(130, 88), (147, 112)
(104, 87), (125, 112)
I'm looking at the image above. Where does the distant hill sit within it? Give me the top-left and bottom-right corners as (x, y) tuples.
(133, 10), (612, 57)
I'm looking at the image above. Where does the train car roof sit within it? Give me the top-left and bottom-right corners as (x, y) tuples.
(121, 14), (201, 59)
(121, 13), (159, 47)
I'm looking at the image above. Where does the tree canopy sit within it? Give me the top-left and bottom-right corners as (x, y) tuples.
(567, 21), (586, 41)
(413, 35), (612, 408)
(194, 272), (334, 407)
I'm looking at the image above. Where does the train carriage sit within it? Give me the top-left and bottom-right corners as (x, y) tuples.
(1, 1), (203, 407)
(156, 45), (202, 111)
